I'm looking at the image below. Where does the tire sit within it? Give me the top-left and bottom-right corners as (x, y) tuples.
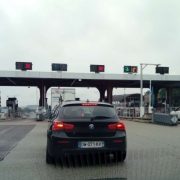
(113, 151), (126, 162)
(46, 149), (53, 164)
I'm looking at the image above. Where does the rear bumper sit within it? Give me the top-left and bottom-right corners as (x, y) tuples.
(47, 134), (127, 157)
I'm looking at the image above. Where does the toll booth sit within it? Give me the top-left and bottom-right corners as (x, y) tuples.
(6, 98), (18, 117)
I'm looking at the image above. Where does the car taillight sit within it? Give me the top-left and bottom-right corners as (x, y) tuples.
(108, 122), (125, 131)
(52, 121), (74, 131)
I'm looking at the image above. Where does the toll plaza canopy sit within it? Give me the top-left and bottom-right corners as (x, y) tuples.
(0, 70), (180, 88)
(0, 70), (179, 106)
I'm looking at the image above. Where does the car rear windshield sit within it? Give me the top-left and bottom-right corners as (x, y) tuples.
(59, 105), (119, 119)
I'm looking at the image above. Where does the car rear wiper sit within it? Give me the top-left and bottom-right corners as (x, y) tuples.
(91, 116), (111, 121)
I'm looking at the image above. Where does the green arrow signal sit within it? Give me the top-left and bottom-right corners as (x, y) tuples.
(125, 67), (130, 72)
(124, 66), (131, 72)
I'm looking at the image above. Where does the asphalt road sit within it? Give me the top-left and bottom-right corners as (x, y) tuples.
(0, 118), (180, 180)
(0, 124), (35, 161)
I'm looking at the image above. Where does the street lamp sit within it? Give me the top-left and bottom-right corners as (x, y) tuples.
(124, 88), (126, 107)
(140, 63), (161, 117)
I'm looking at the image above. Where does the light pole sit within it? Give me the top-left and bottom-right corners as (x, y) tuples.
(124, 88), (126, 107)
(140, 63), (160, 117)
(148, 78), (153, 113)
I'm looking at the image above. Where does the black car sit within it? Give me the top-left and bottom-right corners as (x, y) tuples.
(46, 101), (127, 165)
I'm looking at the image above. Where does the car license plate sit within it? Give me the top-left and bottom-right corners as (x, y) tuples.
(78, 141), (104, 148)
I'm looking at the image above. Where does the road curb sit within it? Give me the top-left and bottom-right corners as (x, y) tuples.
(0, 118), (23, 122)
(121, 118), (152, 123)
(121, 118), (180, 124)
(0, 119), (12, 122)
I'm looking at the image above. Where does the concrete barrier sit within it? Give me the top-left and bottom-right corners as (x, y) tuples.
(152, 112), (178, 126)
(0, 113), (8, 120)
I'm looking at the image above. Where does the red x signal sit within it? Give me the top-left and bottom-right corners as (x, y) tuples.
(26, 63), (31, 69)
(98, 65), (104, 72)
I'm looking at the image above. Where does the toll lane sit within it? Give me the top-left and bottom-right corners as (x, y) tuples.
(0, 124), (36, 161)
(0, 119), (180, 180)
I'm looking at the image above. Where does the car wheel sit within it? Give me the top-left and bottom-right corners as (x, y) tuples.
(113, 151), (126, 162)
(46, 149), (53, 164)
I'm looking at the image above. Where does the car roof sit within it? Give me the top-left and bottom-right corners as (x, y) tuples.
(61, 101), (113, 107)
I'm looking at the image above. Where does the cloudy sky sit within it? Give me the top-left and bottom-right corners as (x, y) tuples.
(0, 0), (180, 106)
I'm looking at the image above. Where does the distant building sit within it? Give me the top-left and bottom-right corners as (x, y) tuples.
(102, 93), (141, 107)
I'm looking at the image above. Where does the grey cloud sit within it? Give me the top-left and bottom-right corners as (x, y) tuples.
(0, 0), (180, 106)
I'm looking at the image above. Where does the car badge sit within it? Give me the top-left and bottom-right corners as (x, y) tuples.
(89, 124), (94, 129)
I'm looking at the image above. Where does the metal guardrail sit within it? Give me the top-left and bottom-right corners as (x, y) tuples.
(152, 113), (178, 126)
(116, 106), (179, 117)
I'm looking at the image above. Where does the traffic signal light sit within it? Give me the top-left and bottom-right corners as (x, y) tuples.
(124, 66), (138, 73)
(131, 66), (138, 73)
(124, 66), (131, 73)
(98, 65), (104, 72)
(16, 62), (32, 70)
(90, 65), (105, 73)
(52, 64), (60, 71)
(156, 67), (169, 74)
(52, 63), (67, 71)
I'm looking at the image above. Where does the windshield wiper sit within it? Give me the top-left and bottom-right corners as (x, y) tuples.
(91, 116), (111, 121)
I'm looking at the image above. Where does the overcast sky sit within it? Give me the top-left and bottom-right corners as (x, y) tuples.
(0, 0), (180, 106)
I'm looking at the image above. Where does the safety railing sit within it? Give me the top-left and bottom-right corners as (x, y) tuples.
(116, 107), (140, 117)
(116, 106), (179, 118)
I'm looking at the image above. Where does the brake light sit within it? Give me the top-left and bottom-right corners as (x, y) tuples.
(82, 103), (97, 106)
(108, 122), (125, 131)
(52, 121), (74, 131)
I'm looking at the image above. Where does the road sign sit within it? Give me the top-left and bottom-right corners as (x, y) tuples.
(124, 66), (138, 73)
(16, 62), (32, 70)
(52, 63), (67, 71)
(90, 65), (105, 73)
(156, 67), (169, 74)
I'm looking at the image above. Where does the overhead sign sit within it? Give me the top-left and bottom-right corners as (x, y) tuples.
(52, 63), (67, 71)
(156, 67), (169, 74)
(90, 65), (105, 73)
(124, 66), (138, 73)
(7, 101), (14, 104)
(16, 62), (32, 70)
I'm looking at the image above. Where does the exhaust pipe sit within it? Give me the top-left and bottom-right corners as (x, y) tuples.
(65, 153), (69, 157)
